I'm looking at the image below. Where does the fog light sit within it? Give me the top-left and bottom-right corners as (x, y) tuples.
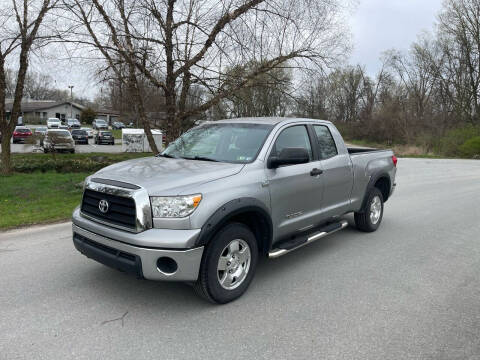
(157, 257), (178, 275)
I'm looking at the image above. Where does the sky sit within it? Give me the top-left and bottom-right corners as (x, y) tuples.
(348, 0), (443, 76)
(29, 0), (445, 101)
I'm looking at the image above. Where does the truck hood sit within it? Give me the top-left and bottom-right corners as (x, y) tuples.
(92, 156), (244, 195)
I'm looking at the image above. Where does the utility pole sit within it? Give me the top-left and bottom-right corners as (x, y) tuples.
(68, 85), (74, 118)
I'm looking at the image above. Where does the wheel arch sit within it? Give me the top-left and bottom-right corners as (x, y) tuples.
(360, 172), (391, 213)
(195, 198), (273, 256)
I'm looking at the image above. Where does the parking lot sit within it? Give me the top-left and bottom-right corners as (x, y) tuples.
(1, 158), (479, 359)
(2, 125), (124, 154)
(4, 138), (124, 154)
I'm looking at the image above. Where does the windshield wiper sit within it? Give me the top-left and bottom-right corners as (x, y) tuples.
(182, 156), (220, 162)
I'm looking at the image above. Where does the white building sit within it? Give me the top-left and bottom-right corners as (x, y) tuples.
(5, 100), (121, 125)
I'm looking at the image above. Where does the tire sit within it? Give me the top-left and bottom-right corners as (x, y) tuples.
(43, 148), (48, 154)
(354, 188), (384, 232)
(70, 149), (75, 154)
(194, 222), (258, 304)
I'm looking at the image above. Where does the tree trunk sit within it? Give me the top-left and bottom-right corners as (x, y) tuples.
(1, 132), (12, 175)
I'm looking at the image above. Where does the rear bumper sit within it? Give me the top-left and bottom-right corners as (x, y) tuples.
(72, 223), (204, 281)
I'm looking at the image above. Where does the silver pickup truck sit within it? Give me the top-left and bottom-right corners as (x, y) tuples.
(72, 118), (397, 303)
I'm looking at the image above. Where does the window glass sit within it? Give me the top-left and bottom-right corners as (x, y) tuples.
(162, 123), (273, 163)
(271, 125), (312, 161)
(313, 125), (338, 160)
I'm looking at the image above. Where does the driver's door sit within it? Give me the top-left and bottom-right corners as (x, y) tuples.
(265, 124), (324, 242)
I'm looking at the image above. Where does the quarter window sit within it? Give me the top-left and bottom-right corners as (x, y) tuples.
(313, 125), (338, 160)
(271, 125), (313, 162)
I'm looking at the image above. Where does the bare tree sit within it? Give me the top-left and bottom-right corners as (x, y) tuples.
(66, 0), (350, 144)
(436, 0), (480, 123)
(0, 0), (58, 174)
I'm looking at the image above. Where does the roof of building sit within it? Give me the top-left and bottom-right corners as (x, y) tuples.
(5, 100), (86, 113)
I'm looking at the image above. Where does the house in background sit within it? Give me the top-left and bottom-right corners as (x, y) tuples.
(5, 100), (84, 124)
(5, 100), (122, 125)
(95, 108), (120, 124)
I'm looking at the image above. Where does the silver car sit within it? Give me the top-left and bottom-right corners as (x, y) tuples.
(43, 129), (75, 153)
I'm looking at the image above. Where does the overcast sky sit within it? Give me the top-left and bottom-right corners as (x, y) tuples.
(348, 0), (443, 75)
(34, 0), (445, 101)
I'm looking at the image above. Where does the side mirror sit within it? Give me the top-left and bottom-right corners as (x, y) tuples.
(267, 147), (310, 169)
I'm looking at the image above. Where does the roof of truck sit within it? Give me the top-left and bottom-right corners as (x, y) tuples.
(211, 117), (331, 125)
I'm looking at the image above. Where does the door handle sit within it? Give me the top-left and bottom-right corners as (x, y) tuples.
(310, 168), (323, 176)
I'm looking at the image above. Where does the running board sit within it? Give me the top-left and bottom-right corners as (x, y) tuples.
(268, 220), (349, 259)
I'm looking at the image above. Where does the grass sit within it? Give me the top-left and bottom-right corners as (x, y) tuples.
(1, 152), (153, 230)
(0, 172), (89, 230)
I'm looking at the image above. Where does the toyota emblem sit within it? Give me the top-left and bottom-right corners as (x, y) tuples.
(98, 199), (109, 213)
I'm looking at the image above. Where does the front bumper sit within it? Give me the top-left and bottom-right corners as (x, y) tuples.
(73, 224), (204, 281)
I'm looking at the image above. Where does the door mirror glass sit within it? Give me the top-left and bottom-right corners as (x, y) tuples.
(268, 147), (310, 168)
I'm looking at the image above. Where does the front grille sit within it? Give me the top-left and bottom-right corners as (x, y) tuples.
(81, 189), (137, 230)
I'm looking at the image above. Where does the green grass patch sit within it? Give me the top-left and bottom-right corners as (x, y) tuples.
(0, 172), (89, 229)
(10, 152), (151, 173)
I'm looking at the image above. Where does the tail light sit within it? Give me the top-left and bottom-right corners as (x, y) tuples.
(13, 132), (19, 136)
(392, 155), (398, 167)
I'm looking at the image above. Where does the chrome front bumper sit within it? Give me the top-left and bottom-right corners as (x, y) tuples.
(72, 223), (204, 281)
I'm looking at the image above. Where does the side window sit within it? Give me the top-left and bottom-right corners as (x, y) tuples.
(271, 125), (313, 162)
(313, 125), (338, 160)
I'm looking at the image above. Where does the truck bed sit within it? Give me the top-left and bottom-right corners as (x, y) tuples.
(347, 146), (387, 155)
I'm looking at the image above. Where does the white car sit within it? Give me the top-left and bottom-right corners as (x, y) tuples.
(47, 118), (62, 129)
(81, 127), (94, 139)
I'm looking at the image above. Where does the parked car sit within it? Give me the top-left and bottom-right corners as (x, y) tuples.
(92, 119), (108, 130)
(59, 125), (69, 130)
(71, 129), (89, 144)
(47, 118), (61, 129)
(94, 130), (114, 145)
(34, 126), (48, 146)
(67, 118), (81, 129)
(112, 121), (125, 129)
(12, 126), (33, 143)
(81, 127), (94, 138)
(43, 129), (75, 153)
(72, 117), (398, 304)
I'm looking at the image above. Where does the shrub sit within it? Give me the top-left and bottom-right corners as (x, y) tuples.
(433, 124), (480, 157)
(459, 136), (480, 158)
(11, 153), (149, 173)
(80, 107), (97, 125)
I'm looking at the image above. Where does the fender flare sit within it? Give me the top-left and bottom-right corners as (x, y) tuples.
(195, 197), (273, 251)
(359, 171), (391, 213)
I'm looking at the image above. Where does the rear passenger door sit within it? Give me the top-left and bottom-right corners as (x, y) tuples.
(312, 125), (353, 217)
(266, 124), (324, 241)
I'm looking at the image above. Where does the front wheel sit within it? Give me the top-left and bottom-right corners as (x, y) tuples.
(354, 188), (384, 232)
(194, 223), (258, 304)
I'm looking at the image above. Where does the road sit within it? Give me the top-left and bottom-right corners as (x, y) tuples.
(1, 158), (480, 360)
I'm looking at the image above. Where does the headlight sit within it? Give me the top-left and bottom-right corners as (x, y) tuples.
(150, 194), (202, 218)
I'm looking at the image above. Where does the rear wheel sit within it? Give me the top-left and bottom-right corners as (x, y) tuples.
(354, 188), (384, 232)
(194, 223), (258, 304)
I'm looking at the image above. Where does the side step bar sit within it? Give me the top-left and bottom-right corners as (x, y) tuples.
(268, 220), (349, 259)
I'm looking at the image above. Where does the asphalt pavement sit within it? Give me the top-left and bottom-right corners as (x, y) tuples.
(1, 158), (480, 359)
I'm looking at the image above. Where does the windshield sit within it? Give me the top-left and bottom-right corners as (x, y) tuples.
(161, 123), (273, 163)
(95, 120), (106, 124)
(100, 131), (112, 136)
(15, 128), (30, 133)
(47, 131), (71, 139)
(72, 130), (86, 135)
